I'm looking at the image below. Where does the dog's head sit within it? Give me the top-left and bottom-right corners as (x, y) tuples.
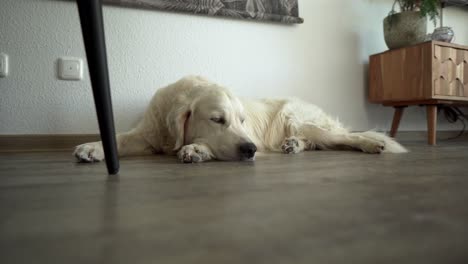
(168, 84), (256, 161)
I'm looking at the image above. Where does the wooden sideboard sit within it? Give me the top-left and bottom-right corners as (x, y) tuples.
(369, 41), (468, 145)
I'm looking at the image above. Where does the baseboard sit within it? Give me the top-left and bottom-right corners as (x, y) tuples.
(393, 131), (468, 141)
(0, 134), (100, 153)
(0, 131), (467, 153)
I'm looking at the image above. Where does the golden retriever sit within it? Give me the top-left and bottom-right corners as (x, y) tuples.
(74, 76), (407, 163)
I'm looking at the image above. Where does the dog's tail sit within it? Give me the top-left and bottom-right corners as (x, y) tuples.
(359, 131), (408, 153)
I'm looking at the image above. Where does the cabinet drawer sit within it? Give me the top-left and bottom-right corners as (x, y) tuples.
(433, 45), (468, 97)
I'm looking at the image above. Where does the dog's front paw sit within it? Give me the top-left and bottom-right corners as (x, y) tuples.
(177, 144), (210, 163)
(73, 142), (104, 163)
(360, 140), (385, 154)
(281, 137), (302, 154)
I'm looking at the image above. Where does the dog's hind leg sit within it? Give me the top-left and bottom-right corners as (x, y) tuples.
(297, 125), (385, 154)
(74, 129), (153, 162)
(281, 136), (313, 154)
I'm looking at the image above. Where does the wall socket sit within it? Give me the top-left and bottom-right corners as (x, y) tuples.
(0, 53), (9, 78)
(58, 57), (83, 81)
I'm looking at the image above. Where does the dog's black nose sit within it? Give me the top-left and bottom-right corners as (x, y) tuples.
(239, 142), (257, 159)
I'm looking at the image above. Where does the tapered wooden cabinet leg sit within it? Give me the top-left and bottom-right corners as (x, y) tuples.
(426, 105), (437, 146)
(390, 106), (406, 138)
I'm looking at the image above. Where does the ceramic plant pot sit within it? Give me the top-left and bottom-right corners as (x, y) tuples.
(383, 11), (427, 50)
(432, 27), (455, 43)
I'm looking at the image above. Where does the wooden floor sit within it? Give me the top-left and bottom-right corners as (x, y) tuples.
(1, 141), (468, 264)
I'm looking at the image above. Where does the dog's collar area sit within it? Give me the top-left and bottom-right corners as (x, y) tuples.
(183, 111), (191, 146)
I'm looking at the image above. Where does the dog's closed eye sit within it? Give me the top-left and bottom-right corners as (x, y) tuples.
(210, 117), (226, 125)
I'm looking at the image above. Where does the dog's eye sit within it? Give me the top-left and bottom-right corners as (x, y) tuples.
(210, 117), (225, 125)
(241, 118), (245, 124)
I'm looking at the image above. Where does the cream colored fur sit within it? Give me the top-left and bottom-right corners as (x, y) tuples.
(74, 76), (407, 163)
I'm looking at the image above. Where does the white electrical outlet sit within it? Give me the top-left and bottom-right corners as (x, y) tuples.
(0, 53), (9, 78)
(58, 57), (83, 81)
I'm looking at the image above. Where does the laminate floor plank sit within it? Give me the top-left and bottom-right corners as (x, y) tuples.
(1, 141), (467, 264)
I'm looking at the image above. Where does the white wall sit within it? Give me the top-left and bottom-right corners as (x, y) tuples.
(1, 0), (468, 134)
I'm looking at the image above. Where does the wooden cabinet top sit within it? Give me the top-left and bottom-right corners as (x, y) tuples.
(370, 41), (468, 58)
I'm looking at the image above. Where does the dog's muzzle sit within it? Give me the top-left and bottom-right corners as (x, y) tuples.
(239, 142), (257, 160)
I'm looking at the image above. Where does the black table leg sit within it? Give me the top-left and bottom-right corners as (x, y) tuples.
(76, 0), (119, 174)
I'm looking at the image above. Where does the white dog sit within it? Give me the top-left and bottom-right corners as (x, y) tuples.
(74, 76), (407, 163)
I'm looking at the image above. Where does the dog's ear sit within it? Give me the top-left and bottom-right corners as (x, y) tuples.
(167, 105), (191, 151)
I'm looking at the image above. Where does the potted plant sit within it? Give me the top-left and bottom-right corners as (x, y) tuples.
(384, 0), (440, 49)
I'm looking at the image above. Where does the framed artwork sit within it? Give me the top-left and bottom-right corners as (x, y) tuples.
(104, 0), (304, 24)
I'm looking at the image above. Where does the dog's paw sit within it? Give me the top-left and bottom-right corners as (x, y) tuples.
(73, 143), (104, 163)
(360, 140), (385, 154)
(281, 137), (302, 154)
(177, 144), (210, 163)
